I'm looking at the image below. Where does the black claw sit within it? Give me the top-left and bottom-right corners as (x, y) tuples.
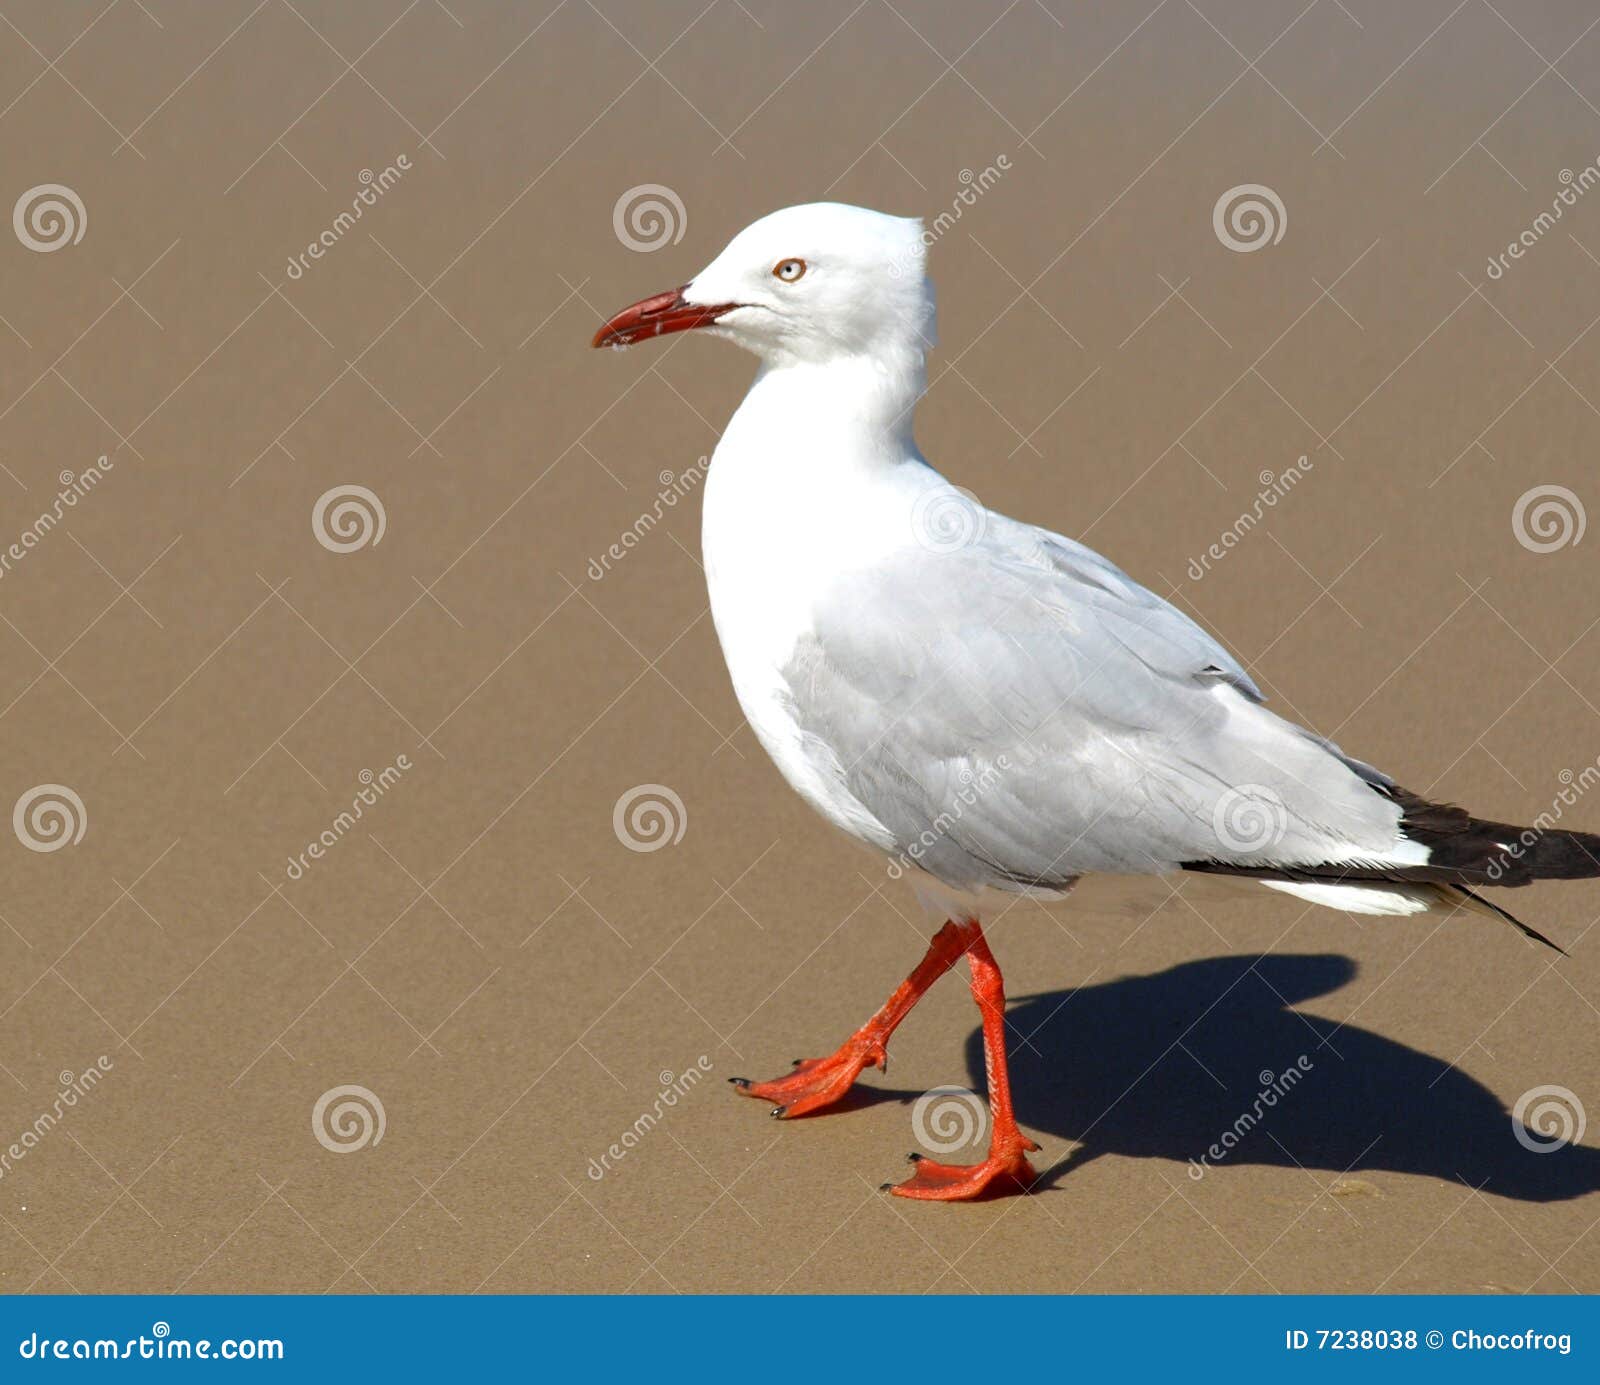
(792, 1059), (805, 1067)
(907, 1151), (923, 1163)
(878, 1181), (895, 1192)
(770, 1105), (787, 1119)
(729, 1077), (750, 1089)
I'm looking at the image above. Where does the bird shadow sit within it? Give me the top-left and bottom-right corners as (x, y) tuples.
(918, 953), (1600, 1201)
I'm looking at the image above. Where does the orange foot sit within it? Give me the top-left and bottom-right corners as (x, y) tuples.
(728, 1039), (887, 1118)
(886, 1140), (1040, 1201)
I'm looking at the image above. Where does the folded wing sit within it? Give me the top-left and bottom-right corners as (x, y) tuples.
(780, 510), (1419, 891)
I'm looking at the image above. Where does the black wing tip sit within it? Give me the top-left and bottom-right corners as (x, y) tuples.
(1451, 885), (1569, 958)
(1383, 784), (1600, 886)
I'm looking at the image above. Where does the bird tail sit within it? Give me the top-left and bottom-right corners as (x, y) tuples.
(1183, 786), (1598, 956)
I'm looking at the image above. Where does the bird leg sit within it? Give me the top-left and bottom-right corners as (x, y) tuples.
(729, 919), (972, 1118)
(889, 920), (1040, 1200)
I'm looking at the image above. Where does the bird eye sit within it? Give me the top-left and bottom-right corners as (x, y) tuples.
(772, 257), (807, 282)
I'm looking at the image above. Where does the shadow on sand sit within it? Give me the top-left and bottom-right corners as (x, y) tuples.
(931, 953), (1600, 1200)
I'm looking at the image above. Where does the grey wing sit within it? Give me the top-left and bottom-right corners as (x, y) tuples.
(781, 514), (1408, 891)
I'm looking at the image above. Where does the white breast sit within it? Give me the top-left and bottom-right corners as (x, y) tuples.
(699, 368), (911, 854)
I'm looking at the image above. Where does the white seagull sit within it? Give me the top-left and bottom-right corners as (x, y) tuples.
(593, 202), (1596, 1200)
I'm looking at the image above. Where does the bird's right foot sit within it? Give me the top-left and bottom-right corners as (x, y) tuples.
(728, 1037), (888, 1118)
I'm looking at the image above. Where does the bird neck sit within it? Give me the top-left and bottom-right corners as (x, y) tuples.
(739, 344), (927, 463)
(704, 343), (936, 593)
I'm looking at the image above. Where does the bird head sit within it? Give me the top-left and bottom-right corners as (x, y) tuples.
(592, 202), (936, 367)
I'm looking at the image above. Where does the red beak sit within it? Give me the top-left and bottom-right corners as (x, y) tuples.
(590, 284), (739, 349)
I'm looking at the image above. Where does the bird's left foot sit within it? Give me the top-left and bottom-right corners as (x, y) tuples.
(885, 1138), (1040, 1201)
(727, 1037), (888, 1118)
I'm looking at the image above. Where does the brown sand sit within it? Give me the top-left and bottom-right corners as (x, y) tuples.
(0, 0), (1597, 1292)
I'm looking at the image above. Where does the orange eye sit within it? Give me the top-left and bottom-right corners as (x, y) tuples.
(772, 257), (807, 282)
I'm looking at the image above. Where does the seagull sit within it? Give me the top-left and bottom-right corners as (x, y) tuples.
(592, 202), (1599, 1200)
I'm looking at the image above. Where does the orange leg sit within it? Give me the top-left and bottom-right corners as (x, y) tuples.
(889, 921), (1039, 1201)
(730, 919), (971, 1118)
